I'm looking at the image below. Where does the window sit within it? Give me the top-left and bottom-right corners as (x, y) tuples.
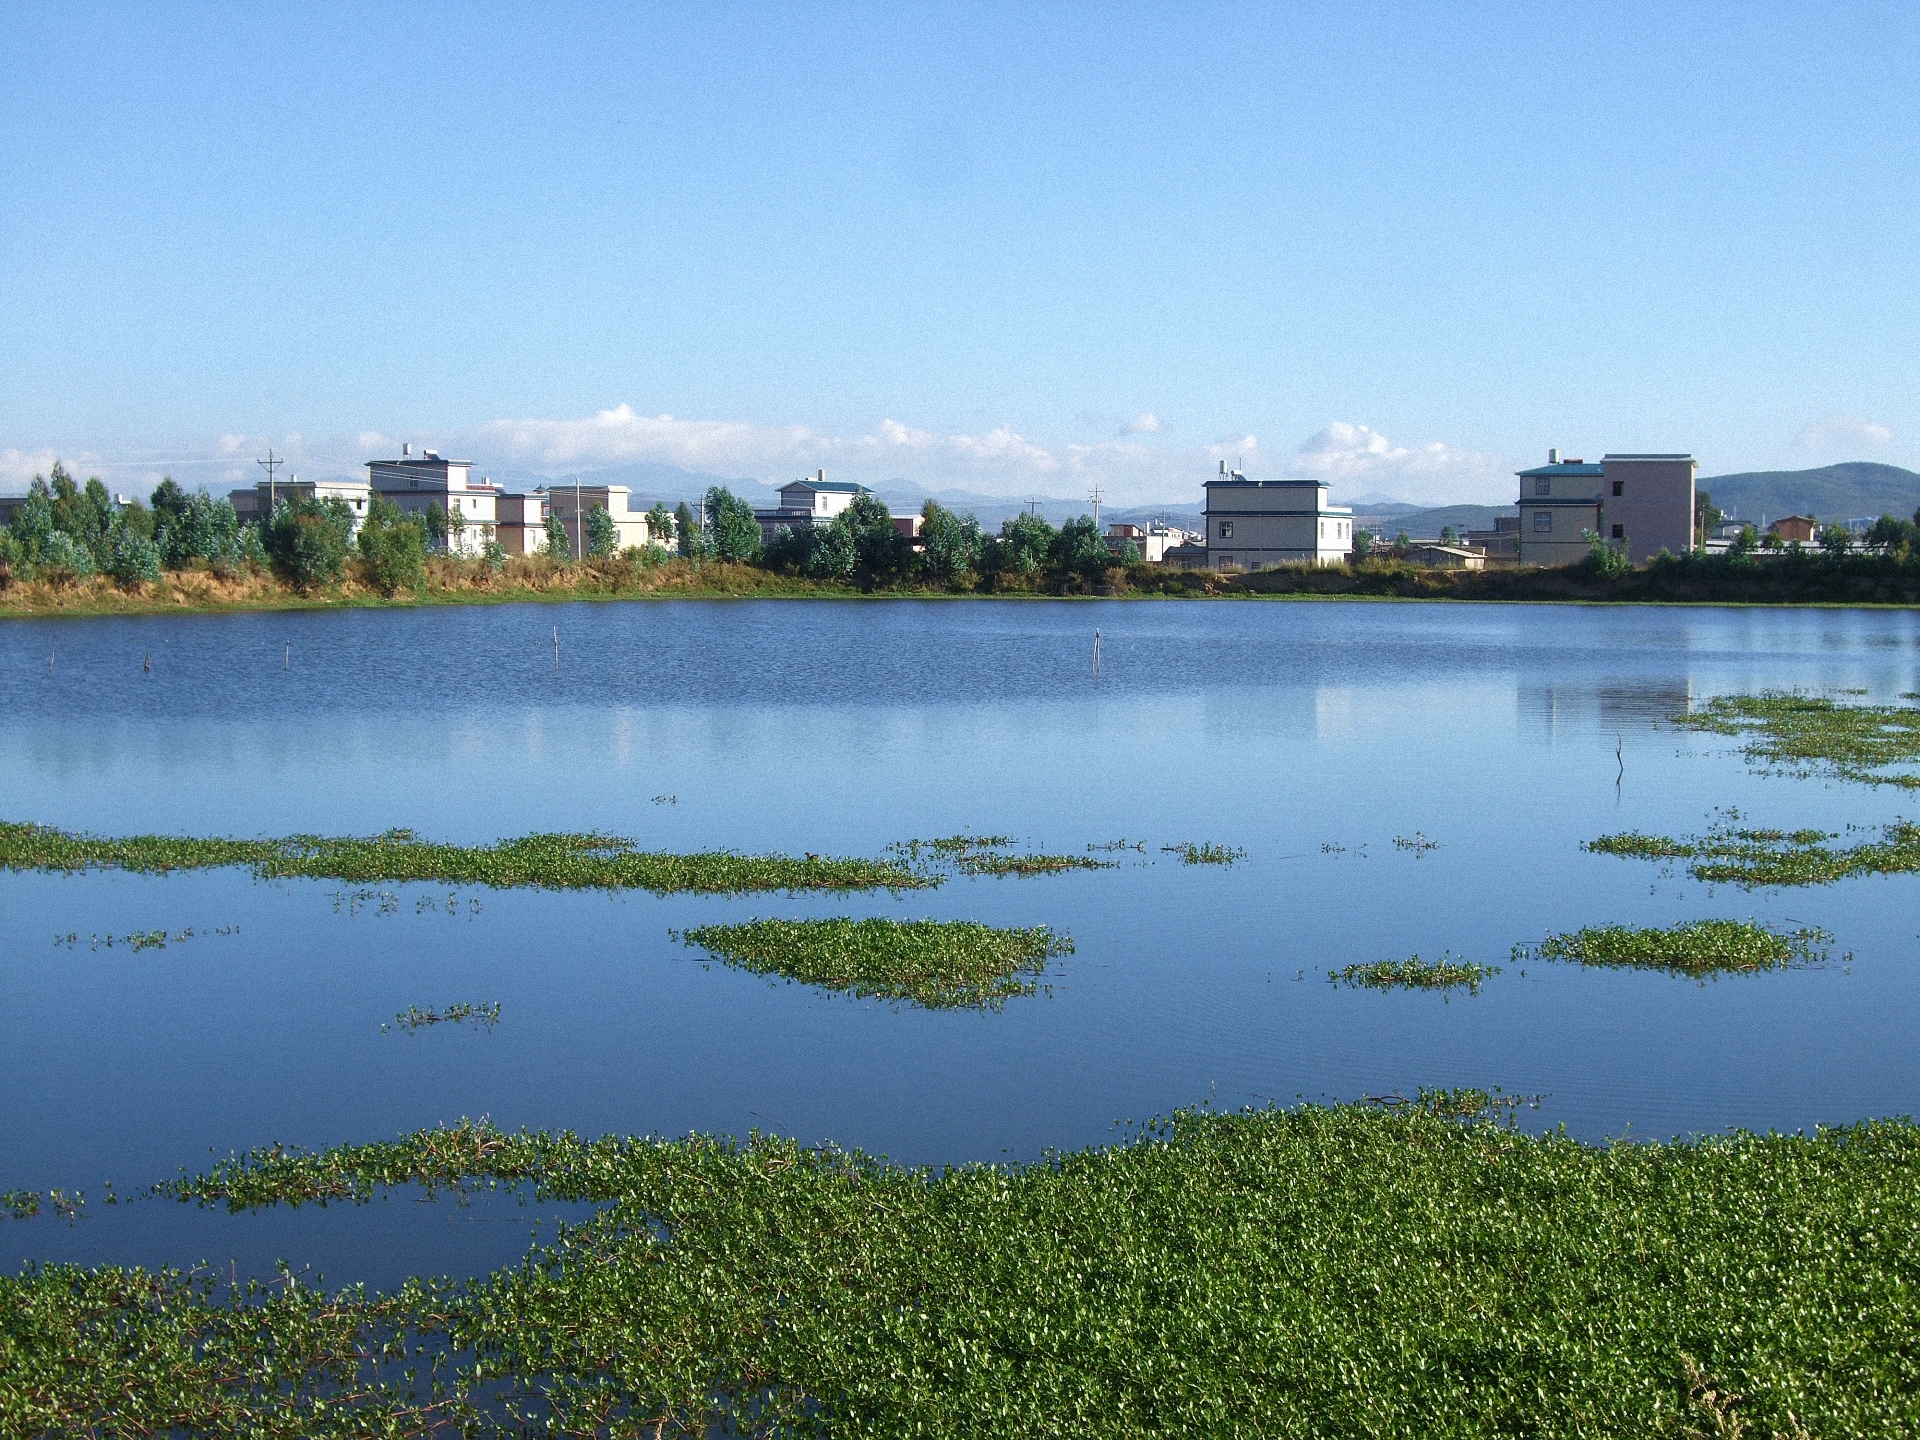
(1611, 523), (1624, 539)
(1218, 521), (1233, 539)
(1533, 511), (1553, 533)
(1319, 521), (1326, 537)
(1535, 478), (1551, 497)
(1611, 480), (1623, 497)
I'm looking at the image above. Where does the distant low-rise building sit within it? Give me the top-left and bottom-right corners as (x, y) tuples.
(1464, 514), (1520, 560)
(1106, 521), (1198, 563)
(1769, 515), (1818, 545)
(754, 472), (870, 546)
(1401, 542), (1486, 570)
(1204, 464), (1352, 570)
(1516, 450), (1696, 566)
(545, 485), (672, 558)
(494, 493), (550, 556)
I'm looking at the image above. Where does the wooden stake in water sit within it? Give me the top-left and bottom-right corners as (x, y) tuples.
(47, 644), (54, 673)
(553, 626), (560, 670)
(284, 641), (290, 670)
(1092, 628), (1101, 677)
(144, 653), (151, 674)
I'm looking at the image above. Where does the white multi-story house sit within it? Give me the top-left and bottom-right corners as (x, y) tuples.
(1204, 464), (1353, 570)
(753, 471), (872, 546)
(228, 476), (373, 535)
(364, 446), (498, 556)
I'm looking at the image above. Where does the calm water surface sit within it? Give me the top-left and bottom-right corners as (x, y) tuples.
(5, 598), (1918, 1285)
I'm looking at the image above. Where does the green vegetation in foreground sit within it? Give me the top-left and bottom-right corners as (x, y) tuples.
(9, 1101), (1920, 1435)
(1333, 953), (1496, 992)
(1675, 690), (1920, 787)
(675, 918), (1071, 1008)
(1515, 920), (1833, 977)
(0, 821), (928, 895)
(383, 1002), (501, 1034)
(1589, 815), (1920, 887)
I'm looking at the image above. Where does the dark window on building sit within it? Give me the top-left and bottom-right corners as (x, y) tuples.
(1535, 478), (1551, 497)
(1533, 512), (1553, 533)
(1612, 480), (1623, 496)
(1611, 523), (1624, 539)
(1218, 521), (1233, 539)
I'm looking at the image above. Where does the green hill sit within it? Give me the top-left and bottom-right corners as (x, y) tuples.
(1701, 462), (1920, 525)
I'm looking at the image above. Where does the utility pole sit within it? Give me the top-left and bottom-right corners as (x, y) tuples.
(1089, 484), (1103, 534)
(574, 476), (582, 560)
(1026, 496), (1042, 517)
(257, 449), (285, 517)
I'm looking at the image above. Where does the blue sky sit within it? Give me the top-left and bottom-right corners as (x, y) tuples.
(4, 2), (1918, 505)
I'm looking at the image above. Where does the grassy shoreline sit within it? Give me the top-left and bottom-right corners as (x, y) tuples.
(7, 1100), (1918, 1435)
(9, 548), (1920, 618)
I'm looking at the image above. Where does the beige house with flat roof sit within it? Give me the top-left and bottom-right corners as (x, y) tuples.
(1204, 464), (1352, 569)
(1516, 450), (1696, 566)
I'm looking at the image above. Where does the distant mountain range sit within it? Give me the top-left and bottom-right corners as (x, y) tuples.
(1697, 462), (1920, 525)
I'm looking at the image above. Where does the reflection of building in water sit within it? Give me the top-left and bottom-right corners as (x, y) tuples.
(1521, 681), (1694, 739)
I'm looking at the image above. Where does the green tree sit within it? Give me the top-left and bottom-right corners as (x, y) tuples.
(586, 504), (619, 558)
(423, 502), (449, 550)
(265, 496), (354, 590)
(119, 498), (154, 542)
(8, 477), (56, 562)
(1351, 528), (1374, 561)
(1695, 490), (1723, 544)
(920, 501), (983, 580)
(845, 492), (909, 581)
(1050, 515), (1112, 582)
(1582, 529), (1633, 578)
(674, 501), (707, 558)
(356, 496), (426, 594)
(157, 491), (243, 568)
(703, 486), (762, 562)
(1867, 514), (1916, 555)
(1729, 524), (1759, 557)
(545, 511), (573, 559)
(39, 530), (95, 578)
(987, 511), (1055, 574)
(644, 502), (675, 550)
(1440, 525), (1458, 544)
(1818, 523), (1852, 557)
(803, 517), (859, 581)
(149, 478), (190, 532)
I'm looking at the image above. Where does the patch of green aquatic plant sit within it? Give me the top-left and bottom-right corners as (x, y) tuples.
(1589, 815), (1920, 887)
(16, 1105), (1920, 1435)
(1086, 838), (1146, 853)
(0, 821), (929, 895)
(888, 834), (1114, 879)
(383, 1002), (502, 1034)
(1392, 831), (1440, 856)
(1333, 953), (1496, 993)
(3, 1189), (82, 1224)
(1163, 841), (1245, 865)
(675, 918), (1070, 1008)
(1676, 690), (1920, 788)
(53, 924), (238, 952)
(1515, 920), (1833, 977)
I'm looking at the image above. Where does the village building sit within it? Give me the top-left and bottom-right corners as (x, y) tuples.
(753, 472), (870, 546)
(1105, 521), (1198, 563)
(544, 485), (672, 558)
(228, 476), (374, 535)
(1401, 542), (1486, 570)
(364, 446), (497, 556)
(1515, 450), (1696, 566)
(1204, 464), (1353, 570)
(1769, 514), (1818, 545)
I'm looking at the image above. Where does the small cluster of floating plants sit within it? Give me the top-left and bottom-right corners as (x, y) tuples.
(383, 1002), (501, 1034)
(1516, 920), (1834, 978)
(7, 1100), (1918, 1434)
(0, 821), (930, 895)
(52, 924), (237, 952)
(1333, 953), (1497, 993)
(675, 918), (1070, 1009)
(1589, 815), (1920, 887)
(889, 833), (1115, 878)
(1164, 841), (1245, 865)
(1675, 689), (1920, 788)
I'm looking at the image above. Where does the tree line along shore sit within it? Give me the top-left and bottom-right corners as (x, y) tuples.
(8, 465), (1920, 616)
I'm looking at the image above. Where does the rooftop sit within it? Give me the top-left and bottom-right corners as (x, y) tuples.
(781, 478), (868, 494)
(1515, 461), (1605, 477)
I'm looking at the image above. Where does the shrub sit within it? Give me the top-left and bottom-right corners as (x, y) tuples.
(107, 529), (163, 586)
(39, 530), (96, 580)
(357, 498), (426, 595)
(265, 497), (354, 590)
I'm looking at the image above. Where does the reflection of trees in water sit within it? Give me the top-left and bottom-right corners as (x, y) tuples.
(1519, 681), (1693, 737)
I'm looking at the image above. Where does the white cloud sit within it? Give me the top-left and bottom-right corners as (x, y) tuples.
(0, 448), (64, 487)
(1285, 422), (1503, 505)
(1797, 415), (1893, 451)
(1120, 412), (1164, 435)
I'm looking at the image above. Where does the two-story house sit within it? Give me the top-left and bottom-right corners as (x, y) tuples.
(1516, 450), (1696, 566)
(1204, 463), (1353, 570)
(365, 446), (497, 556)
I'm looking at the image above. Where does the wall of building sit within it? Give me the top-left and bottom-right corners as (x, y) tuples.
(1598, 455), (1696, 562)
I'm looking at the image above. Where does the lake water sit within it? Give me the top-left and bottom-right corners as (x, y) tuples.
(6, 598), (1919, 1289)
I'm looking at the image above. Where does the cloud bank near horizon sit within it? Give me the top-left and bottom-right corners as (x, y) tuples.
(1, 408), (1514, 509)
